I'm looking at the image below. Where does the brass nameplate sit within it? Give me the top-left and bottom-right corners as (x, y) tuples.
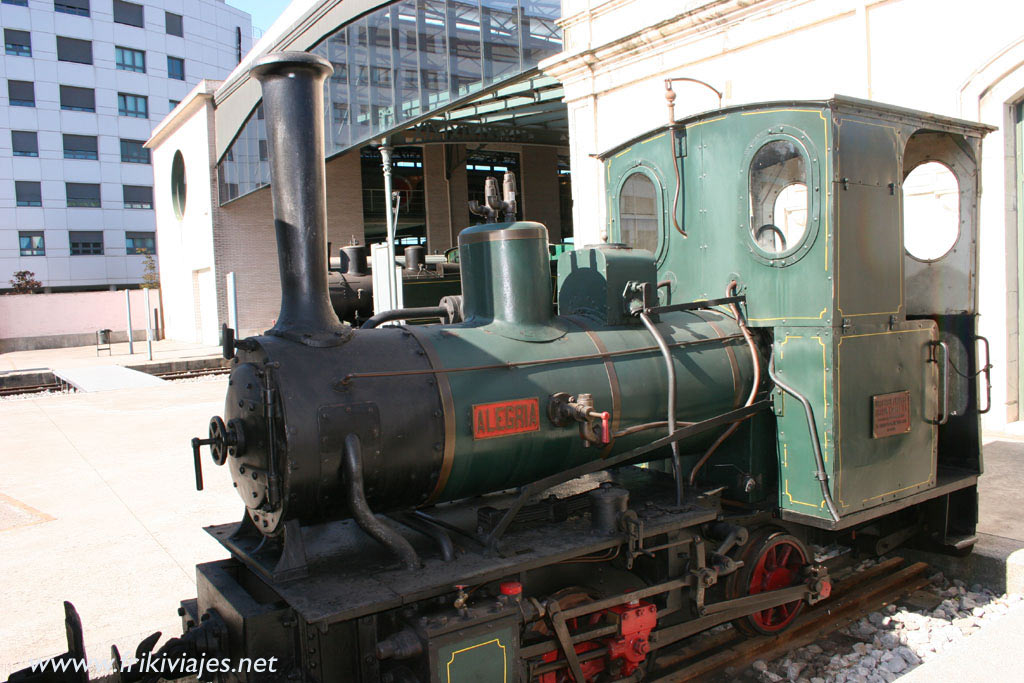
(872, 391), (911, 438)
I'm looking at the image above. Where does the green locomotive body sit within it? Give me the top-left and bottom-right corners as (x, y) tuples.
(11, 57), (992, 683)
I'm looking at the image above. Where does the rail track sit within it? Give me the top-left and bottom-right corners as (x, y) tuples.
(0, 365), (230, 397)
(650, 557), (930, 681)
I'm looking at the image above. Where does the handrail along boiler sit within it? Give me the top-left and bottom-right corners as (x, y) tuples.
(10, 52), (991, 683)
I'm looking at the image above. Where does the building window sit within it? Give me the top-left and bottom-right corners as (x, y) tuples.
(169, 99), (180, 110)
(171, 150), (187, 219)
(123, 185), (153, 209)
(120, 139), (150, 164)
(125, 231), (155, 254)
(115, 46), (145, 73)
(118, 93), (148, 118)
(59, 85), (95, 112)
(2, 0), (30, 6)
(15, 181), (42, 207)
(618, 172), (660, 254)
(70, 231), (103, 255)
(54, 0), (89, 16)
(19, 231), (44, 256)
(113, 0), (143, 28)
(66, 183), (101, 207)
(749, 139), (809, 255)
(12, 131), (38, 157)
(8, 80), (35, 107)
(165, 11), (183, 37)
(5, 29), (31, 57)
(63, 134), (98, 160)
(167, 56), (185, 81)
(259, 139), (268, 161)
(56, 36), (92, 64)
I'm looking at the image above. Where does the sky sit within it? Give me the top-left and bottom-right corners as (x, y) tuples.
(225, 0), (293, 34)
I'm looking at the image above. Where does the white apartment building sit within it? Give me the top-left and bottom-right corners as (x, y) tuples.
(0, 0), (251, 291)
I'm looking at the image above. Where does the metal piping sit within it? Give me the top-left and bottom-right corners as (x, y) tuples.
(380, 142), (401, 311)
(639, 312), (684, 506)
(689, 281), (762, 485)
(360, 306), (448, 329)
(766, 350), (841, 522)
(343, 434), (420, 570)
(250, 52), (349, 347)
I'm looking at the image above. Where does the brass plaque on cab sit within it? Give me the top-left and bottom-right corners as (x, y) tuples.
(872, 391), (912, 438)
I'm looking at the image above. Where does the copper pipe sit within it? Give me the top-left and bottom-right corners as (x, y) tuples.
(689, 281), (761, 485)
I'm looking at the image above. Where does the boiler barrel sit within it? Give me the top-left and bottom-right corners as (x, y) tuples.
(221, 304), (753, 535)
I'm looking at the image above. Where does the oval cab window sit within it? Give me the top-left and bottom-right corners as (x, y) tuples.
(903, 161), (959, 261)
(749, 140), (811, 254)
(749, 140), (809, 255)
(619, 172), (659, 254)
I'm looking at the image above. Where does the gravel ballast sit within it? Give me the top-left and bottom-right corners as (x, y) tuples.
(746, 560), (1024, 682)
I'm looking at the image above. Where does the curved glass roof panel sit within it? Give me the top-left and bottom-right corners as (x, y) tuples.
(218, 0), (561, 205)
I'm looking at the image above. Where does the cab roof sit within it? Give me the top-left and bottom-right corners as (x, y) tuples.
(596, 95), (995, 161)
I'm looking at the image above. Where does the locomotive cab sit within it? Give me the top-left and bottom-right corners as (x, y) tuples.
(600, 96), (991, 547)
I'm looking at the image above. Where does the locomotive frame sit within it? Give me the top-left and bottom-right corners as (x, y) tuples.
(9, 54), (993, 683)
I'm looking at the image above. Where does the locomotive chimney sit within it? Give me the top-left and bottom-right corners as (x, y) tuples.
(250, 52), (350, 346)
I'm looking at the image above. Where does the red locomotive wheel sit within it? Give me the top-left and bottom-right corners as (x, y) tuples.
(727, 530), (809, 636)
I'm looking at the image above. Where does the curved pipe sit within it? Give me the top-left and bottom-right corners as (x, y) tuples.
(689, 281), (762, 485)
(393, 512), (455, 562)
(639, 312), (684, 505)
(343, 434), (420, 570)
(360, 306), (448, 329)
(766, 351), (841, 522)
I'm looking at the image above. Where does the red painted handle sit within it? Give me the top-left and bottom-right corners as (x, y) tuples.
(599, 412), (611, 444)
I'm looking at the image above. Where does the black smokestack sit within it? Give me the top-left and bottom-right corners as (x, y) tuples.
(250, 52), (350, 347)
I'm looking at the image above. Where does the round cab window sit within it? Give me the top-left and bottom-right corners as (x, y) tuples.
(749, 140), (808, 254)
(903, 161), (959, 261)
(619, 172), (659, 254)
(171, 150), (187, 220)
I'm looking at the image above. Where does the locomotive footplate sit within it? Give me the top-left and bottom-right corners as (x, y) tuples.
(203, 467), (718, 627)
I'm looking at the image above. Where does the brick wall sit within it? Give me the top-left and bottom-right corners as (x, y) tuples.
(212, 147), (364, 337)
(521, 145), (562, 241)
(325, 149), (366, 250)
(213, 186), (279, 338)
(423, 144), (468, 253)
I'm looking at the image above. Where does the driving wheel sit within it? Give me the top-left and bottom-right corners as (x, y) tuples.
(726, 528), (809, 636)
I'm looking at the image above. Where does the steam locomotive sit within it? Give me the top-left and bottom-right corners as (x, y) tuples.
(11, 52), (991, 683)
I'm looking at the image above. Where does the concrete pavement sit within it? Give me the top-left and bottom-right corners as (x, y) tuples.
(0, 379), (237, 677)
(0, 339), (222, 373)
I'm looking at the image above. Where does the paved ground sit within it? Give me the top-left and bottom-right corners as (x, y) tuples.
(898, 602), (1024, 682)
(0, 379), (236, 677)
(0, 371), (1022, 678)
(0, 339), (221, 374)
(977, 438), (1024, 541)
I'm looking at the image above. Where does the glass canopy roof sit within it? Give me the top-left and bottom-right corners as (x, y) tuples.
(218, 0), (562, 205)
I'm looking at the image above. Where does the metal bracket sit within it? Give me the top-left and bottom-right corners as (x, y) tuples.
(640, 283), (746, 317)
(976, 334), (992, 414)
(622, 510), (653, 569)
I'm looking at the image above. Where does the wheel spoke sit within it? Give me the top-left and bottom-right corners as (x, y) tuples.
(779, 544), (792, 567)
